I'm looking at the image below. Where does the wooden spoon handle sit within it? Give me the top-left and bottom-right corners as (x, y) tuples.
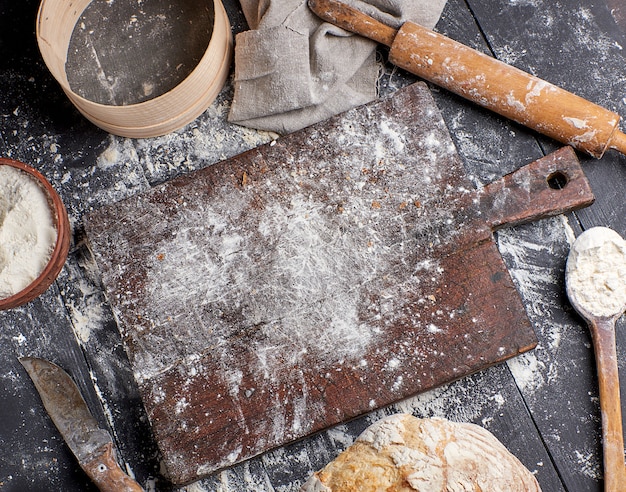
(589, 318), (626, 491)
(307, 0), (626, 158)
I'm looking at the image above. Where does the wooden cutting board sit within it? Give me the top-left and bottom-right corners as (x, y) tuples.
(84, 82), (594, 485)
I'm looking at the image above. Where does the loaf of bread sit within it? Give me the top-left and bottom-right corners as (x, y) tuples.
(301, 414), (541, 491)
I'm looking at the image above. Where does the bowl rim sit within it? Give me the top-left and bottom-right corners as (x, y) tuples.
(35, 0), (233, 138)
(0, 157), (71, 310)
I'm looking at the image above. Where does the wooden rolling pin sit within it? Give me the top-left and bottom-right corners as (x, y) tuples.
(308, 0), (626, 158)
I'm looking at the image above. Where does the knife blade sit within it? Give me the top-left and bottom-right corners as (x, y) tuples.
(19, 356), (144, 492)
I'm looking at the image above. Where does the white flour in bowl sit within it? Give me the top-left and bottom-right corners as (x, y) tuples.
(0, 165), (58, 299)
(566, 227), (626, 318)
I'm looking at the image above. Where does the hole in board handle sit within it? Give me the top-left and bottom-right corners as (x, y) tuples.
(547, 171), (569, 190)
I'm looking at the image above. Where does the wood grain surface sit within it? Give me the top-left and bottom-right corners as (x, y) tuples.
(1, 0), (624, 490)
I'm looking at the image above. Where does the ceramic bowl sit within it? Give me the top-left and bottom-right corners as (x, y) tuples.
(0, 158), (71, 310)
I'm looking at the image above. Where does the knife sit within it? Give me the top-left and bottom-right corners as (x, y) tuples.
(19, 357), (144, 492)
(307, 0), (626, 159)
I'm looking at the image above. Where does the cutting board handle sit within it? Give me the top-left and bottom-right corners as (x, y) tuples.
(480, 147), (594, 230)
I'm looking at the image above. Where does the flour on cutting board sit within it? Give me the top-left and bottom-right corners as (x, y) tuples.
(124, 114), (463, 386)
(87, 99), (478, 394)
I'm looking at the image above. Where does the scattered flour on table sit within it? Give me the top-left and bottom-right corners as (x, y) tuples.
(134, 89), (277, 181)
(496, 216), (571, 393)
(182, 483), (211, 492)
(68, 245), (116, 345)
(64, 270), (107, 344)
(566, 227), (626, 318)
(495, 217), (567, 318)
(0, 165), (57, 298)
(575, 449), (601, 480)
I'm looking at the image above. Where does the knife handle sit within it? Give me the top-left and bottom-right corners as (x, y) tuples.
(83, 442), (144, 492)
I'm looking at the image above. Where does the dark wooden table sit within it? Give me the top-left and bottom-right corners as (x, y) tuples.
(1, 0), (625, 490)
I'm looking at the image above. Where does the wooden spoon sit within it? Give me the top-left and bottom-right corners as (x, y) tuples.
(565, 227), (626, 491)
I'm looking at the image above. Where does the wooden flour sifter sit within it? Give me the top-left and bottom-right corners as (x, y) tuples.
(308, 0), (626, 159)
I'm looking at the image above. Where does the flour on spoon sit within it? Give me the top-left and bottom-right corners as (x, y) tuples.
(566, 227), (626, 318)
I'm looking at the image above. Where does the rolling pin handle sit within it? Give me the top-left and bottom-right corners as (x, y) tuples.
(307, 0), (397, 46)
(609, 129), (626, 156)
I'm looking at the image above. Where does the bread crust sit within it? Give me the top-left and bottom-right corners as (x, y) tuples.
(301, 414), (542, 491)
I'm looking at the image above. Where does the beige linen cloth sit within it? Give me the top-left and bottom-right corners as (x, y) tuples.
(228, 0), (448, 134)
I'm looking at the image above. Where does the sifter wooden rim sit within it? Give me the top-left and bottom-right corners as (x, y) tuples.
(36, 0), (232, 138)
(0, 158), (71, 310)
